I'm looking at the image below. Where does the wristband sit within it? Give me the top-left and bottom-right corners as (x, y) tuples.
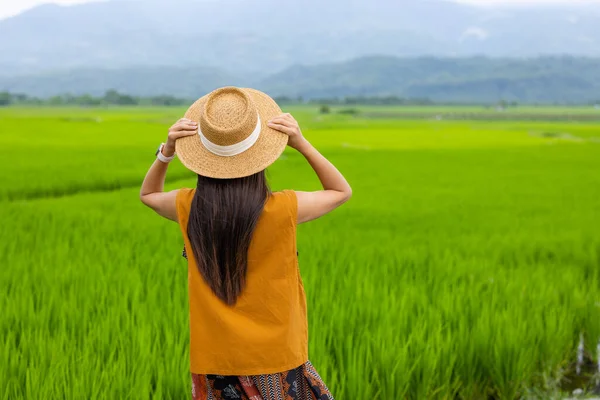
(156, 143), (176, 163)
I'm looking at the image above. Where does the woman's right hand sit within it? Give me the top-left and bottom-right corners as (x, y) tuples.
(267, 113), (308, 150)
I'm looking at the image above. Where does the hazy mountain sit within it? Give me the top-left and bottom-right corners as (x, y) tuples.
(1, 0), (599, 75)
(259, 56), (600, 103)
(0, 66), (241, 98)
(2, 56), (599, 104)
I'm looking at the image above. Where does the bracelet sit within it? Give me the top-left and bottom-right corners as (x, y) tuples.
(156, 143), (176, 163)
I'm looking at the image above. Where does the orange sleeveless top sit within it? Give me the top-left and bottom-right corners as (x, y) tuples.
(175, 188), (308, 375)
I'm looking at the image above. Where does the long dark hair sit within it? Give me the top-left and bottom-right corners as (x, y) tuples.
(187, 171), (270, 305)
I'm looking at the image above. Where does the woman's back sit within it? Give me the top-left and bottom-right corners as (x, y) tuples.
(140, 86), (350, 399)
(176, 188), (308, 375)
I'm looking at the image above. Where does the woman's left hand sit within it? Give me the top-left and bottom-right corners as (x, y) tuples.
(163, 118), (198, 156)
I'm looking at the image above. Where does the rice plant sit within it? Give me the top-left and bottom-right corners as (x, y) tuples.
(1, 107), (599, 399)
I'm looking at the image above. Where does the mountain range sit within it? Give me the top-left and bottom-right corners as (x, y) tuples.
(2, 0), (600, 103)
(1, 0), (600, 76)
(2, 56), (600, 104)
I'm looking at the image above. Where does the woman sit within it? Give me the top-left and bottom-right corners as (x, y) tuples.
(140, 87), (351, 400)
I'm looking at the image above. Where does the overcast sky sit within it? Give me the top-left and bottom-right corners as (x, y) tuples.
(1, 0), (599, 20)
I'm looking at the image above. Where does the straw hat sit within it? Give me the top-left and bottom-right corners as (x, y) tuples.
(175, 86), (288, 179)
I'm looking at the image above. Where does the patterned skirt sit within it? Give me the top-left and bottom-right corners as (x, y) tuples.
(191, 361), (334, 400)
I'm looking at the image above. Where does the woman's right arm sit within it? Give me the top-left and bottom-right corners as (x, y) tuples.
(268, 113), (352, 224)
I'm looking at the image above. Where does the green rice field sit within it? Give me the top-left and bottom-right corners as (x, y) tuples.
(1, 106), (600, 399)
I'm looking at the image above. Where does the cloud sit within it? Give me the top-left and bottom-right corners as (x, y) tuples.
(460, 27), (489, 41)
(3, 0), (600, 20)
(454, 0), (600, 5)
(0, 0), (103, 20)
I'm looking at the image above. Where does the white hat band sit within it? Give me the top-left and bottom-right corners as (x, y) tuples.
(199, 115), (261, 157)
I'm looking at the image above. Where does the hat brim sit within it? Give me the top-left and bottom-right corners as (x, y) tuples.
(175, 88), (288, 179)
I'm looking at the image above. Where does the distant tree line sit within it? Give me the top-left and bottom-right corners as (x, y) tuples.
(1, 91), (439, 107)
(0, 90), (192, 107)
(1, 90), (599, 108)
(274, 95), (435, 106)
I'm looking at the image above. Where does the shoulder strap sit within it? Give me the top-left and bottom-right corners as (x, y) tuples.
(175, 188), (196, 228)
(281, 190), (298, 226)
(267, 190), (298, 228)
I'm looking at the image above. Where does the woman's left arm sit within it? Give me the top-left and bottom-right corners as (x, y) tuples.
(140, 118), (198, 221)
